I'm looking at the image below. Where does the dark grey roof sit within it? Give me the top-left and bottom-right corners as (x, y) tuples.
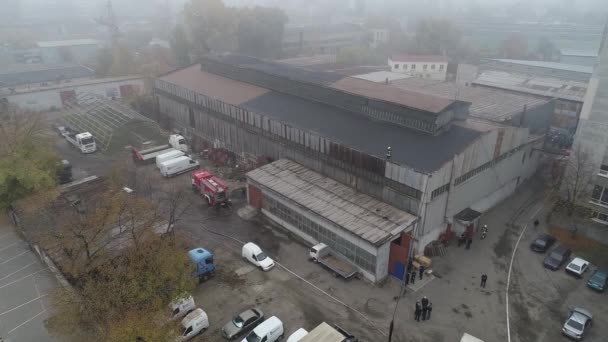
(242, 91), (482, 172)
(0, 64), (94, 88)
(206, 54), (345, 86)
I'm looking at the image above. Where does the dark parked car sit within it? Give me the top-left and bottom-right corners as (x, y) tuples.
(530, 234), (556, 253)
(587, 270), (607, 292)
(543, 245), (572, 270)
(221, 308), (264, 340)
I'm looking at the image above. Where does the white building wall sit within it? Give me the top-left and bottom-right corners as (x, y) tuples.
(5, 78), (145, 111)
(388, 58), (447, 80)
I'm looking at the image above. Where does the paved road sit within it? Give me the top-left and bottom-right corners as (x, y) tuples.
(0, 219), (57, 342)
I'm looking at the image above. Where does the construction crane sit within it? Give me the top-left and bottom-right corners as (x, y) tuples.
(96, 0), (121, 40)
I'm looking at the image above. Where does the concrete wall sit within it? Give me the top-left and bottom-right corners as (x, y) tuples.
(4, 78), (145, 111)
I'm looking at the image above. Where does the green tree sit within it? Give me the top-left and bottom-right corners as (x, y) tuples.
(237, 6), (288, 59)
(0, 107), (60, 209)
(170, 24), (191, 67)
(184, 0), (238, 55)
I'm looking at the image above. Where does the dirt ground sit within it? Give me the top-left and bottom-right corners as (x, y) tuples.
(548, 226), (608, 269)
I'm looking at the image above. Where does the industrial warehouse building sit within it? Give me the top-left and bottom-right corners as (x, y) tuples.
(247, 159), (417, 282)
(153, 54), (544, 281)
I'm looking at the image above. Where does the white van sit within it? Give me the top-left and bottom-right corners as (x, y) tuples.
(241, 316), (284, 342)
(287, 328), (308, 342)
(159, 156), (199, 177)
(176, 308), (209, 341)
(169, 295), (195, 320)
(242, 242), (275, 271)
(156, 149), (185, 169)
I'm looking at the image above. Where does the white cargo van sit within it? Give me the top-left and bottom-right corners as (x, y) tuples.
(159, 156), (199, 177)
(241, 316), (284, 342)
(169, 295), (196, 320)
(156, 149), (185, 169)
(176, 308), (209, 341)
(242, 242), (275, 271)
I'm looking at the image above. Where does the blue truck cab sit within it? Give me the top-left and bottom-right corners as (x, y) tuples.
(188, 248), (216, 283)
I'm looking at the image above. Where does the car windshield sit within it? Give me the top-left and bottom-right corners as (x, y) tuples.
(81, 137), (94, 145)
(569, 264), (580, 271)
(179, 139), (186, 144)
(246, 332), (262, 342)
(566, 319), (583, 331)
(256, 252), (267, 261)
(535, 239), (546, 247)
(232, 315), (244, 328)
(591, 273), (606, 282)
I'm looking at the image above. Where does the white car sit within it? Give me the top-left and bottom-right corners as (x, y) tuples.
(562, 308), (592, 340)
(242, 242), (275, 271)
(565, 257), (590, 278)
(287, 328), (308, 342)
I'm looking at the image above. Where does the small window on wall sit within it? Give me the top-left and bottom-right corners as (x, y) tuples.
(394, 64), (400, 69)
(439, 65), (444, 71)
(592, 211), (608, 225)
(431, 64), (436, 70)
(411, 64), (416, 70)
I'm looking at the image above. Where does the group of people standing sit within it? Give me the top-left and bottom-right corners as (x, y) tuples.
(414, 296), (433, 322)
(404, 262), (425, 286)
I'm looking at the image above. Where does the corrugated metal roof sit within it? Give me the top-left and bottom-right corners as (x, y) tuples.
(37, 39), (100, 48)
(247, 159), (418, 246)
(330, 77), (454, 113)
(491, 59), (593, 74)
(0, 64), (94, 87)
(392, 78), (549, 122)
(160, 64), (270, 105)
(473, 71), (588, 102)
(560, 49), (598, 57)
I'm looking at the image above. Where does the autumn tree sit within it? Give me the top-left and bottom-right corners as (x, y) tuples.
(547, 145), (595, 219)
(184, 0), (239, 55)
(501, 33), (528, 59)
(41, 186), (196, 341)
(0, 107), (60, 209)
(170, 24), (192, 67)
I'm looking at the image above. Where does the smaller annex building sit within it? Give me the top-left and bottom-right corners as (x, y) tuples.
(247, 159), (418, 282)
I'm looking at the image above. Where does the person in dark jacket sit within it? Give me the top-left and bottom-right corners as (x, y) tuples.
(410, 270), (416, 284)
(427, 302), (433, 320)
(481, 274), (488, 288)
(404, 270), (410, 285)
(421, 296), (429, 309)
(422, 305), (428, 320)
(466, 237), (472, 249)
(419, 265), (425, 280)
(414, 301), (422, 321)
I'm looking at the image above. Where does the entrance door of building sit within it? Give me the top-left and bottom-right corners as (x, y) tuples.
(388, 233), (412, 280)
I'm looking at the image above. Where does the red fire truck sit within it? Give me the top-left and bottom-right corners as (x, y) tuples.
(191, 170), (231, 207)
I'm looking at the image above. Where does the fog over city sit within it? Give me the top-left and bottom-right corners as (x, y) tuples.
(1, 1), (608, 342)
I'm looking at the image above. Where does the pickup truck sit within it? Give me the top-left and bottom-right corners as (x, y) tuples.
(309, 243), (358, 279)
(188, 248), (216, 283)
(61, 126), (96, 153)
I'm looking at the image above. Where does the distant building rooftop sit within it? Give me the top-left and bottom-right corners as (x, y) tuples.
(391, 77), (550, 122)
(389, 55), (449, 63)
(559, 49), (598, 57)
(352, 71), (412, 83)
(473, 70), (588, 102)
(6, 75), (142, 95)
(0, 64), (94, 88)
(37, 39), (100, 48)
(247, 159), (418, 246)
(491, 59), (593, 74)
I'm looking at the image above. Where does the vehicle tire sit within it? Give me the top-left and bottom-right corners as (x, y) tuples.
(312, 258), (318, 264)
(334, 272), (339, 278)
(278, 334), (284, 341)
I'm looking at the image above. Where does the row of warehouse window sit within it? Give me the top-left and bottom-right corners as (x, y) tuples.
(393, 64), (444, 71)
(431, 183), (450, 199)
(361, 105), (435, 133)
(263, 194), (377, 273)
(454, 145), (532, 186)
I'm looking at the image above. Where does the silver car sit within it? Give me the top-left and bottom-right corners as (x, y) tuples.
(221, 308), (264, 340)
(562, 308), (592, 340)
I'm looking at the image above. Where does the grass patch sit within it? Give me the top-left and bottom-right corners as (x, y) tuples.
(548, 226), (608, 269)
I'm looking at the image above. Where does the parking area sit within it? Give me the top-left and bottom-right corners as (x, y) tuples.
(48, 116), (606, 342)
(0, 219), (57, 342)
